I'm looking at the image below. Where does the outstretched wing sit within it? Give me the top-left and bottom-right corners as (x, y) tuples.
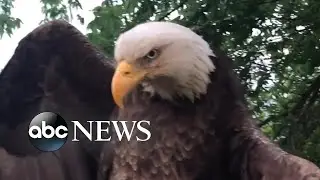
(0, 20), (116, 180)
(209, 49), (320, 180)
(230, 125), (320, 180)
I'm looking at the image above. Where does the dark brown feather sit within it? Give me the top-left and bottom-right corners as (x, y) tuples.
(0, 20), (116, 180)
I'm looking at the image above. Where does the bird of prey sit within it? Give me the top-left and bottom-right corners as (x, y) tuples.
(0, 20), (319, 180)
(106, 21), (320, 180)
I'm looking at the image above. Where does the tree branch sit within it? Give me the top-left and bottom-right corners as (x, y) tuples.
(259, 75), (320, 127)
(157, 0), (188, 21)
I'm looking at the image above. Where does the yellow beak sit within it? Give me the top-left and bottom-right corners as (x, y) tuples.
(111, 61), (147, 108)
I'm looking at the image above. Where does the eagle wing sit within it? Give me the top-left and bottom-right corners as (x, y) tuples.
(231, 127), (320, 180)
(210, 48), (320, 180)
(249, 137), (320, 179)
(0, 20), (116, 180)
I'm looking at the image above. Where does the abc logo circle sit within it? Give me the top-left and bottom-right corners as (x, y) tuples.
(28, 112), (68, 152)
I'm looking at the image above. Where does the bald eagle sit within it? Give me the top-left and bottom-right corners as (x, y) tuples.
(0, 20), (319, 180)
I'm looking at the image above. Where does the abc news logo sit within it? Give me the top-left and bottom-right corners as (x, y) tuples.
(28, 112), (151, 152)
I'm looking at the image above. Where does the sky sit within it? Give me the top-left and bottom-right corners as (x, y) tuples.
(0, 0), (104, 69)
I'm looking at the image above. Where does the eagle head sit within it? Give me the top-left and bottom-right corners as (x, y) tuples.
(112, 21), (215, 108)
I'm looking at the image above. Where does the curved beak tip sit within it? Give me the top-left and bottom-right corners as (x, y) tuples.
(111, 61), (146, 109)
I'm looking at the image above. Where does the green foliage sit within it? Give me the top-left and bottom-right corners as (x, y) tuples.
(0, 0), (21, 37)
(0, 0), (319, 165)
(87, 2), (125, 56)
(40, 0), (82, 23)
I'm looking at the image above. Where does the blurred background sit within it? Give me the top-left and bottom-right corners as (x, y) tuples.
(0, 0), (319, 166)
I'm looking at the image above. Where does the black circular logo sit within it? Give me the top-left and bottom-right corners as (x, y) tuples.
(28, 112), (68, 152)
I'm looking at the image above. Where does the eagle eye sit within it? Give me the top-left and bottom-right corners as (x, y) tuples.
(145, 49), (159, 60)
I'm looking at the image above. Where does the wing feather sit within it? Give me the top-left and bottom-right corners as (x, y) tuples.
(0, 20), (116, 180)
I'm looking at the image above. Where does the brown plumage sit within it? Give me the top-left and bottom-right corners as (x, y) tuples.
(0, 20), (319, 180)
(0, 20), (116, 180)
